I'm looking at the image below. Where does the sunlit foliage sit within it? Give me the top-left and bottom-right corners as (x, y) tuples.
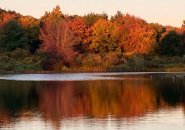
(0, 6), (185, 71)
(116, 14), (157, 55)
(90, 19), (119, 53)
(39, 6), (78, 70)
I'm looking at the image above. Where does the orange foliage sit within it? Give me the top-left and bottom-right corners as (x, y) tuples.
(0, 12), (18, 24)
(0, 10), (20, 28)
(18, 16), (38, 28)
(39, 80), (157, 119)
(0, 79), (185, 128)
(90, 19), (119, 53)
(40, 6), (64, 24)
(117, 14), (156, 55)
(2, 6), (185, 70)
(69, 17), (87, 44)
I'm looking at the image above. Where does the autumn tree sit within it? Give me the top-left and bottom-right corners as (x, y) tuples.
(89, 19), (119, 54)
(39, 6), (78, 69)
(68, 17), (88, 52)
(40, 5), (64, 23)
(0, 9), (20, 26)
(117, 14), (156, 55)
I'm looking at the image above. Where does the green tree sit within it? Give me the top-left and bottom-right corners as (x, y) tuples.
(19, 16), (40, 53)
(158, 31), (183, 56)
(0, 20), (29, 51)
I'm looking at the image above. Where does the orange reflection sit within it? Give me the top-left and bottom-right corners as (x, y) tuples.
(0, 79), (185, 129)
(39, 80), (157, 120)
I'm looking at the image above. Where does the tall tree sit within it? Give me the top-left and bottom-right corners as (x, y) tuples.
(40, 6), (64, 23)
(39, 6), (78, 69)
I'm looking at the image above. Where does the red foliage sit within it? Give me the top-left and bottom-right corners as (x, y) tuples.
(39, 19), (78, 67)
(69, 17), (87, 44)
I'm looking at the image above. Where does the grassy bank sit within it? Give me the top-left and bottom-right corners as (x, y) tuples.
(1, 50), (185, 73)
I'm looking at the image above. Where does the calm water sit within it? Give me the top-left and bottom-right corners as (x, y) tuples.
(0, 73), (185, 130)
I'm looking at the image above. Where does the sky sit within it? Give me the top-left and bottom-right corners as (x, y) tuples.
(0, 0), (185, 27)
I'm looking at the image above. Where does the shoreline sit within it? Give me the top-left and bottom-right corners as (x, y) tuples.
(1, 69), (185, 75)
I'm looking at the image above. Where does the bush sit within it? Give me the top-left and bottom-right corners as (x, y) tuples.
(0, 49), (43, 71)
(102, 51), (124, 68)
(126, 55), (146, 71)
(146, 56), (163, 68)
(112, 55), (146, 72)
(82, 53), (102, 67)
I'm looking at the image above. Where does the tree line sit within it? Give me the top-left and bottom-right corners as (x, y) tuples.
(1, 6), (185, 72)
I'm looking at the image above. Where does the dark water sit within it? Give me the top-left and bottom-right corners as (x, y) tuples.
(0, 73), (185, 130)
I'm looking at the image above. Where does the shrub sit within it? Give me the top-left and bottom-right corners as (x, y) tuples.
(82, 53), (102, 67)
(0, 49), (43, 71)
(126, 55), (146, 71)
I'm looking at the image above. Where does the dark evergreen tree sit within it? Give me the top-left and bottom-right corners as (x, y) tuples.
(158, 31), (183, 56)
(0, 20), (29, 51)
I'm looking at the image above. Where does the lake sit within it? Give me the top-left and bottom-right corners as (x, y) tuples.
(0, 73), (185, 130)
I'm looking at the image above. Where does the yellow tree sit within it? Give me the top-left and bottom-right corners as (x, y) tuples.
(90, 19), (119, 54)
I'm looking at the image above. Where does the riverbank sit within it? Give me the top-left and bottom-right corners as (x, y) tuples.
(1, 67), (185, 75)
(1, 53), (185, 74)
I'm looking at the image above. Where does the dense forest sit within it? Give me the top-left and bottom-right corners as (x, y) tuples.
(1, 6), (185, 72)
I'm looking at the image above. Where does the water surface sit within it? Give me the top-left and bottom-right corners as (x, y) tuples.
(0, 73), (185, 130)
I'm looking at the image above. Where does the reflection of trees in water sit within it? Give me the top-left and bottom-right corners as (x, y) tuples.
(0, 81), (40, 125)
(1, 79), (185, 128)
(39, 81), (157, 119)
(154, 79), (185, 107)
(39, 82), (91, 129)
(88, 81), (157, 117)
